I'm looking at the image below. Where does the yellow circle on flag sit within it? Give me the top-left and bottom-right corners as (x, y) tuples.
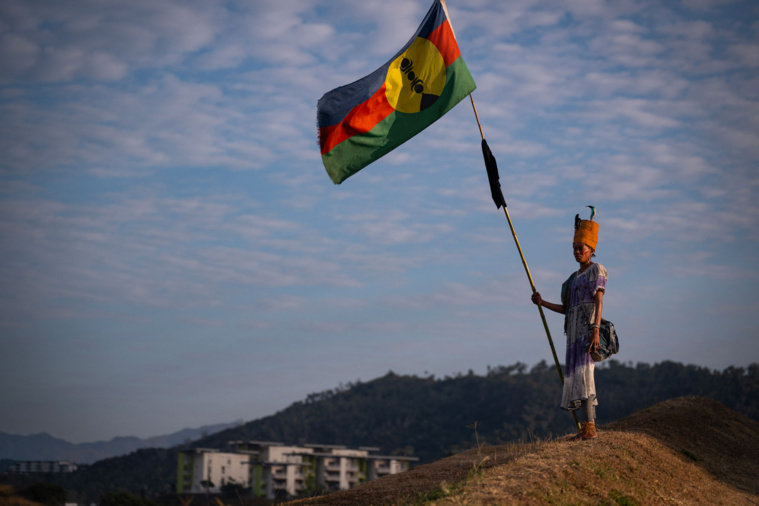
(385, 37), (446, 114)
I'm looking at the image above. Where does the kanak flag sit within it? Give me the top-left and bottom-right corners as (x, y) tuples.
(317, 0), (476, 184)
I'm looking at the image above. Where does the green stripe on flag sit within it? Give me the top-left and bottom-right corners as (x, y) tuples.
(323, 56), (476, 184)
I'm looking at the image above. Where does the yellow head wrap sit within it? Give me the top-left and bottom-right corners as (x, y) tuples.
(573, 219), (599, 251)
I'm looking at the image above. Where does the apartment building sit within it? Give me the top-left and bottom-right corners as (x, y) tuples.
(8, 461), (79, 473)
(177, 448), (251, 493)
(177, 441), (417, 500)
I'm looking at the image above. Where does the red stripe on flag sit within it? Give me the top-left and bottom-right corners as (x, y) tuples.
(426, 19), (460, 68)
(319, 84), (396, 155)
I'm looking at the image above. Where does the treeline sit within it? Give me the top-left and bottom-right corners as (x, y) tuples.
(197, 360), (759, 464)
(2, 360), (757, 501)
(2, 448), (177, 504)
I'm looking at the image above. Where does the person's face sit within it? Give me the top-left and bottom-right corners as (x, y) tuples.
(573, 243), (593, 264)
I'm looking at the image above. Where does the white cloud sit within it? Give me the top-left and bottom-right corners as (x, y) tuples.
(341, 209), (454, 245)
(728, 43), (759, 67)
(2, 0), (759, 442)
(0, 0), (223, 83)
(0, 33), (39, 78)
(681, 0), (743, 10)
(255, 295), (307, 313)
(659, 20), (715, 39)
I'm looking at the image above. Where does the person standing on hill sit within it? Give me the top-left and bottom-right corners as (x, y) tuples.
(530, 213), (607, 440)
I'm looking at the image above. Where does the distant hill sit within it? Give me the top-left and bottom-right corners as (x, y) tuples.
(292, 396), (759, 505)
(0, 422), (236, 464)
(2, 360), (757, 502)
(193, 359), (759, 464)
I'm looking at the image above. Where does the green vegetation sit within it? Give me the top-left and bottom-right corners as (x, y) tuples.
(1, 360), (756, 501)
(198, 360), (759, 464)
(19, 483), (67, 506)
(99, 492), (158, 506)
(609, 489), (639, 506)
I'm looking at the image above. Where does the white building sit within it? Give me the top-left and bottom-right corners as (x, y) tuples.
(177, 441), (418, 500)
(9, 461), (78, 473)
(176, 448), (251, 493)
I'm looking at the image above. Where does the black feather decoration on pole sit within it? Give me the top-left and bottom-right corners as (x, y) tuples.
(481, 139), (506, 209)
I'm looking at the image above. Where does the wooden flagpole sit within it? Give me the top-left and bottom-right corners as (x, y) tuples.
(469, 94), (581, 432)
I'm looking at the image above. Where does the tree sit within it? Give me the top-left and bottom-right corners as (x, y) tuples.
(21, 483), (67, 506)
(199, 480), (214, 497)
(99, 492), (158, 506)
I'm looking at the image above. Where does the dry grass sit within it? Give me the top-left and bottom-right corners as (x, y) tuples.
(289, 397), (759, 505)
(289, 437), (548, 506)
(428, 431), (756, 505)
(0, 486), (43, 506)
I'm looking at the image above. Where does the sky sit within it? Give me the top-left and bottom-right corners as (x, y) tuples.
(0, 0), (757, 444)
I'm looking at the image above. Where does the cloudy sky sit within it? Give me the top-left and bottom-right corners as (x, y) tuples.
(1, 0), (757, 444)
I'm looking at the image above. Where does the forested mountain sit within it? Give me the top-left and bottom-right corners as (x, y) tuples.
(3, 360), (758, 501)
(194, 359), (759, 464)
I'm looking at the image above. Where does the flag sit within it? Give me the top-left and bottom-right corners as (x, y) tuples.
(317, 0), (476, 184)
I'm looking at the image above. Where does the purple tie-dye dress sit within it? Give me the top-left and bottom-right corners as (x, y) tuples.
(560, 262), (608, 411)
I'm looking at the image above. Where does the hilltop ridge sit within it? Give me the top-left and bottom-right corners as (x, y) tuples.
(194, 360), (759, 465)
(293, 397), (759, 505)
(0, 422), (236, 464)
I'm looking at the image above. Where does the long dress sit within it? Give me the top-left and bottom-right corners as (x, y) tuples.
(560, 262), (608, 411)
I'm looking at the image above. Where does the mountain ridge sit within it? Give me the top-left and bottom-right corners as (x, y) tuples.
(190, 359), (759, 464)
(0, 422), (236, 464)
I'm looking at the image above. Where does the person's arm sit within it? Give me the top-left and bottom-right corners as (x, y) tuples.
(588, 289), (604, 352)
(531, 292), (565, 314)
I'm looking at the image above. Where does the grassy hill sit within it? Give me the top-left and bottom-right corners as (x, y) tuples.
(292, 397), (759, 505)
(3, 360), (757, 502)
